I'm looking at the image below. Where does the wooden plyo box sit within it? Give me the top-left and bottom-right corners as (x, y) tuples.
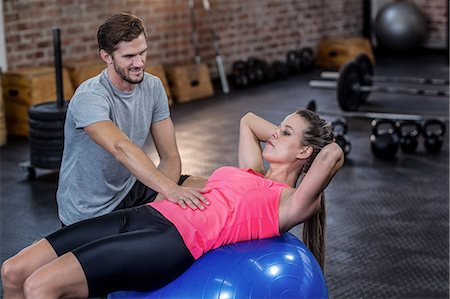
(316, 37), (375, 68)
(145, 64), (173, 107)
(65, 60), (174, 107)
(1, 66), (73, 136)
(165, 64), (214, 103)
(64, 59), (105, 89)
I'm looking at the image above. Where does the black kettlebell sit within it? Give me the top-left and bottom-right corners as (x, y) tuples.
(231, 60), (249, 88)
(370, 119), (399, 159)
(247, 57), (265, 85)
(286, 50), (302, 74)
(298, 47), (315, 72)
(395, 120), (422, 153)
(331, 118), (351, 156)
(271, 60), (290, 80)
(422, 119), (446, 153)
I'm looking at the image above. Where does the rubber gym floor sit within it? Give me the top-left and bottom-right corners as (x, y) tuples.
(1, 51), (449, 298)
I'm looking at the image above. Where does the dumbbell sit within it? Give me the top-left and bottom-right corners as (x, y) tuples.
(395, 120), (422, 153)
(370, 119), (400, 159)
(331, 118), (351, 156)
(422, 119), (446, 153)
(309, 56), (449, 111)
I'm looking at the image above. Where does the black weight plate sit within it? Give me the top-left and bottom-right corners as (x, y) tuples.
(29, 127), (64, 139)
(337, 61), (364, 111)
(28, 101), (69, 121)
(30, 148), (64, 159)
(30, 155), (62, 169)
(354, 53), (373, 102)
(29, 137), (64, 150)
(28, 118), (65, 130)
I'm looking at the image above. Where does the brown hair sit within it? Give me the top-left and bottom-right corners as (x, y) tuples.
(97, 13), (147, 54)
(295, 109), (334, 269)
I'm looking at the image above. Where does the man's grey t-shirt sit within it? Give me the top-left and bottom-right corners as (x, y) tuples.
(57, 69), (170, 225)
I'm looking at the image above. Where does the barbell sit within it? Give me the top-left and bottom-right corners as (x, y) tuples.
(309, 60), (449, 111)
(320, 53), (449, 86)
(305, 99), (449, 122)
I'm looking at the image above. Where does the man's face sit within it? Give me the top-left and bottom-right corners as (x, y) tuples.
(111, 33), (147, 84)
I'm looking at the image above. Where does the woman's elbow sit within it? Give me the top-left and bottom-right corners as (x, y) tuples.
(240, 112), (255, 125)
(323, 142), (345, 168)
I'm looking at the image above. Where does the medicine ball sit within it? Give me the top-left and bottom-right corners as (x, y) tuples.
(374, 0), (428, 52)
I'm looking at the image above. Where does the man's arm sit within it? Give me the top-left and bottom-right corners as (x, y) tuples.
(151, 118), (182, 182)
(149, 118), (183, 201)
(85, 120), (208, 210)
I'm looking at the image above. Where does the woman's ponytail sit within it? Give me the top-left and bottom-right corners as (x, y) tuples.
(302, 192), (326, 269)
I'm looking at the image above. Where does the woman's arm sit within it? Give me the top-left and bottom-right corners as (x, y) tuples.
(238, 112), (277, 173)
(279, 142), (344, 231)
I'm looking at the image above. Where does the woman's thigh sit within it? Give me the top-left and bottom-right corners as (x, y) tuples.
(73, 223), (194, 297)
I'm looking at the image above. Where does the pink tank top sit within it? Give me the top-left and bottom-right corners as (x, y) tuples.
(149, 166), (289, 259)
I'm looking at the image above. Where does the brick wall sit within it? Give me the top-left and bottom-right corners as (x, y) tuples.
(412, 0), (448, 48)
(3, 0), (448, 77)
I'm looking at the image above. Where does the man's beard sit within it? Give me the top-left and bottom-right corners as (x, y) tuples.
(113, 61), (144, 84)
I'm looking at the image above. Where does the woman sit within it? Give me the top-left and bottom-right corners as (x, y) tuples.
(1, 109), (344, 299)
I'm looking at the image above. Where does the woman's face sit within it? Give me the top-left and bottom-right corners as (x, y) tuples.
(263, 113), (310, 163)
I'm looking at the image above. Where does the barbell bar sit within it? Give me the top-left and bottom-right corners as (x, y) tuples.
(320, 71), (449, 86)
(310, 79), (449, 96)
(320, 53), (449, 86)
(305, 100), (449, 122)
(309, 60), (450, 111)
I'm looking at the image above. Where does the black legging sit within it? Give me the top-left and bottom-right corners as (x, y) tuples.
(46, 205), (194, 297)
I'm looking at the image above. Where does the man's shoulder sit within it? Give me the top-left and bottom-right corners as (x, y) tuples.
(72, 72), (111, 100)
(77, 71), (107, 92)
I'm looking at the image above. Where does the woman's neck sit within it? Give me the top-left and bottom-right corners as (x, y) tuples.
(265, 163), (302, 187)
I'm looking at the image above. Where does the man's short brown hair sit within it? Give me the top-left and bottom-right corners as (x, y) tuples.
(97, 13), (147, 54)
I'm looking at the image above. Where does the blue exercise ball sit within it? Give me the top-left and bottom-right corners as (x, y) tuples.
(374, 0), (428, 52)
(108, 233), (328, 299)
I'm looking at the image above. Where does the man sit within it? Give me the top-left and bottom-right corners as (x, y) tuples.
(57, 13), (208, 226)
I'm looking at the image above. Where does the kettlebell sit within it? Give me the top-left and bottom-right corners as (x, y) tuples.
(370, 119), (399, 159)
(286, 50), (302, 74)
(422, 119), (446, 153)
(298, 47), (315, 72)
(231, 60), (249, 88)
(331, 118), (351, 156)
(247, 57), (266, 85)
(395, 120), (422, 153)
